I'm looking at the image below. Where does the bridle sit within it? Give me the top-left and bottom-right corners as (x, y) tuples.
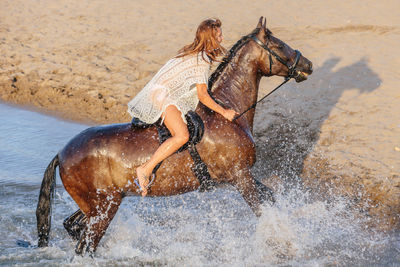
(251, 35), (302, 80)
(232, 35), (302, 121)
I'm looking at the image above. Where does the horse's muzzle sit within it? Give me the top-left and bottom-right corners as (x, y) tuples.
(294, 71), (310, 82)
(294, 62), (313, 83)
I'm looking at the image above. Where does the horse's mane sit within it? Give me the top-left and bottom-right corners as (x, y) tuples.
(208, 27), (271, 92)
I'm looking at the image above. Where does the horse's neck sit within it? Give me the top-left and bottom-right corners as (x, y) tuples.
(212, 50), (261, 133)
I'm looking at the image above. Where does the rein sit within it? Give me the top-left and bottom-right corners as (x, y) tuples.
(233, 78), (290, 121)
(232, 36), (301, 121)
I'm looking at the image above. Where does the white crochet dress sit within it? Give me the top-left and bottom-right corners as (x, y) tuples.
(127, 52), (211, 124)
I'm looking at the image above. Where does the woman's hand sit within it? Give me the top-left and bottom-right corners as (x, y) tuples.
(222, 109), (237, 121)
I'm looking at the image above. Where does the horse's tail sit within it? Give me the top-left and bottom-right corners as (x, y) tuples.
(36, 154), (59, 247)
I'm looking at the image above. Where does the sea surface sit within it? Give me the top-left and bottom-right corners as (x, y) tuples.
(0, 102), (398, 266)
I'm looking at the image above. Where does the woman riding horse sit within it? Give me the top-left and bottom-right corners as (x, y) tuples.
(128, 18), (237, 196)
(36, 17), (313, 255)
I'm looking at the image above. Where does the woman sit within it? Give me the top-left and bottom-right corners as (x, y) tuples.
(127, 18), (237, 196)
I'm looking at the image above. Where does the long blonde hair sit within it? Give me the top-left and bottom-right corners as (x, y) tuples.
(177, 18), (226, 62)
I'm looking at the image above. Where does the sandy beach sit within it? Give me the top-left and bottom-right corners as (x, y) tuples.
(0, 0), (399, 230)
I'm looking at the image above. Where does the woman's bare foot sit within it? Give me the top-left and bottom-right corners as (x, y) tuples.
(136, 166), (149, 196)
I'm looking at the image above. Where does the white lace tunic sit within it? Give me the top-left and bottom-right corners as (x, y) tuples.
(127, 52), (211, 124)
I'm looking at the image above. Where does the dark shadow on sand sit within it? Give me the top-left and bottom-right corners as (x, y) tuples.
(252, 57), (382, 184)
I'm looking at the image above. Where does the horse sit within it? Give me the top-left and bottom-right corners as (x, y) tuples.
(36, 17), (313, 255)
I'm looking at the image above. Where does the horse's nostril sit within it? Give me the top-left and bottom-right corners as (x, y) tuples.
(308, 62), (313, 73)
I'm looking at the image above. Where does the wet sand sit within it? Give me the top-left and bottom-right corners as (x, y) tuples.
(0, 0), (399, 230)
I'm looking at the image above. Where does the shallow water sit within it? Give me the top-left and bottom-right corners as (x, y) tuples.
(0, 102), (398, 266)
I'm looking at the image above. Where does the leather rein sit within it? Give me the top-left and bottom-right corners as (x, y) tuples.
(233, 36), (302, 121)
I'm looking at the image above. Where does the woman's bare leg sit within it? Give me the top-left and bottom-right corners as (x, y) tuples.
(136, 105), (189, 196)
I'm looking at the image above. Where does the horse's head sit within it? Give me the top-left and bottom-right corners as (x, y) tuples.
(252, 17), (313, 82)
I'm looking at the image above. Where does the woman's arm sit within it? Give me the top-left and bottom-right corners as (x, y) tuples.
(196, 83), (237, 121)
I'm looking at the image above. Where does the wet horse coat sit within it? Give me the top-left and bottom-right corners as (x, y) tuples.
(36, 17), (313, 255)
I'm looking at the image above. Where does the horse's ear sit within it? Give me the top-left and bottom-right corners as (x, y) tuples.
(256, 16), (263, 29)
(263, 18), (267, 30)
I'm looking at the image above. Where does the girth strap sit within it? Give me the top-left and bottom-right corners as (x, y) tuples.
(187, 143), (216, 192)
(149, 143), (215, 192)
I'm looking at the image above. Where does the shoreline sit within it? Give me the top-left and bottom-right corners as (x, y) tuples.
(0, 99), (94, 125)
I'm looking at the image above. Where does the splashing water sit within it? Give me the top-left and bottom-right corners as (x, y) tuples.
(1, 174), (399, 265)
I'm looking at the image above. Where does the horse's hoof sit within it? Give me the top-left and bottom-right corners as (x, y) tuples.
(75, 237), (88, 256)
(75, 242), (84, 255)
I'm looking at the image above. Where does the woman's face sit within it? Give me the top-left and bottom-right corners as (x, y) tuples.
(215, 27), (223, 43)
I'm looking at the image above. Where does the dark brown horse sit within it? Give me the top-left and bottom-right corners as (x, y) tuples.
(36, 17), (313, 255)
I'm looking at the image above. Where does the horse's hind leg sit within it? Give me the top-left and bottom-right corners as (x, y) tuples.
(75, 193), (122, 255)
(63, 209), (87, 241)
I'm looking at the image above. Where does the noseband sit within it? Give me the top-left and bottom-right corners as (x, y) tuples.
(251, 36), (301, 80)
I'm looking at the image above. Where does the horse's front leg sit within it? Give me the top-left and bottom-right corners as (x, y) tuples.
(231, 168), (275, 216)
